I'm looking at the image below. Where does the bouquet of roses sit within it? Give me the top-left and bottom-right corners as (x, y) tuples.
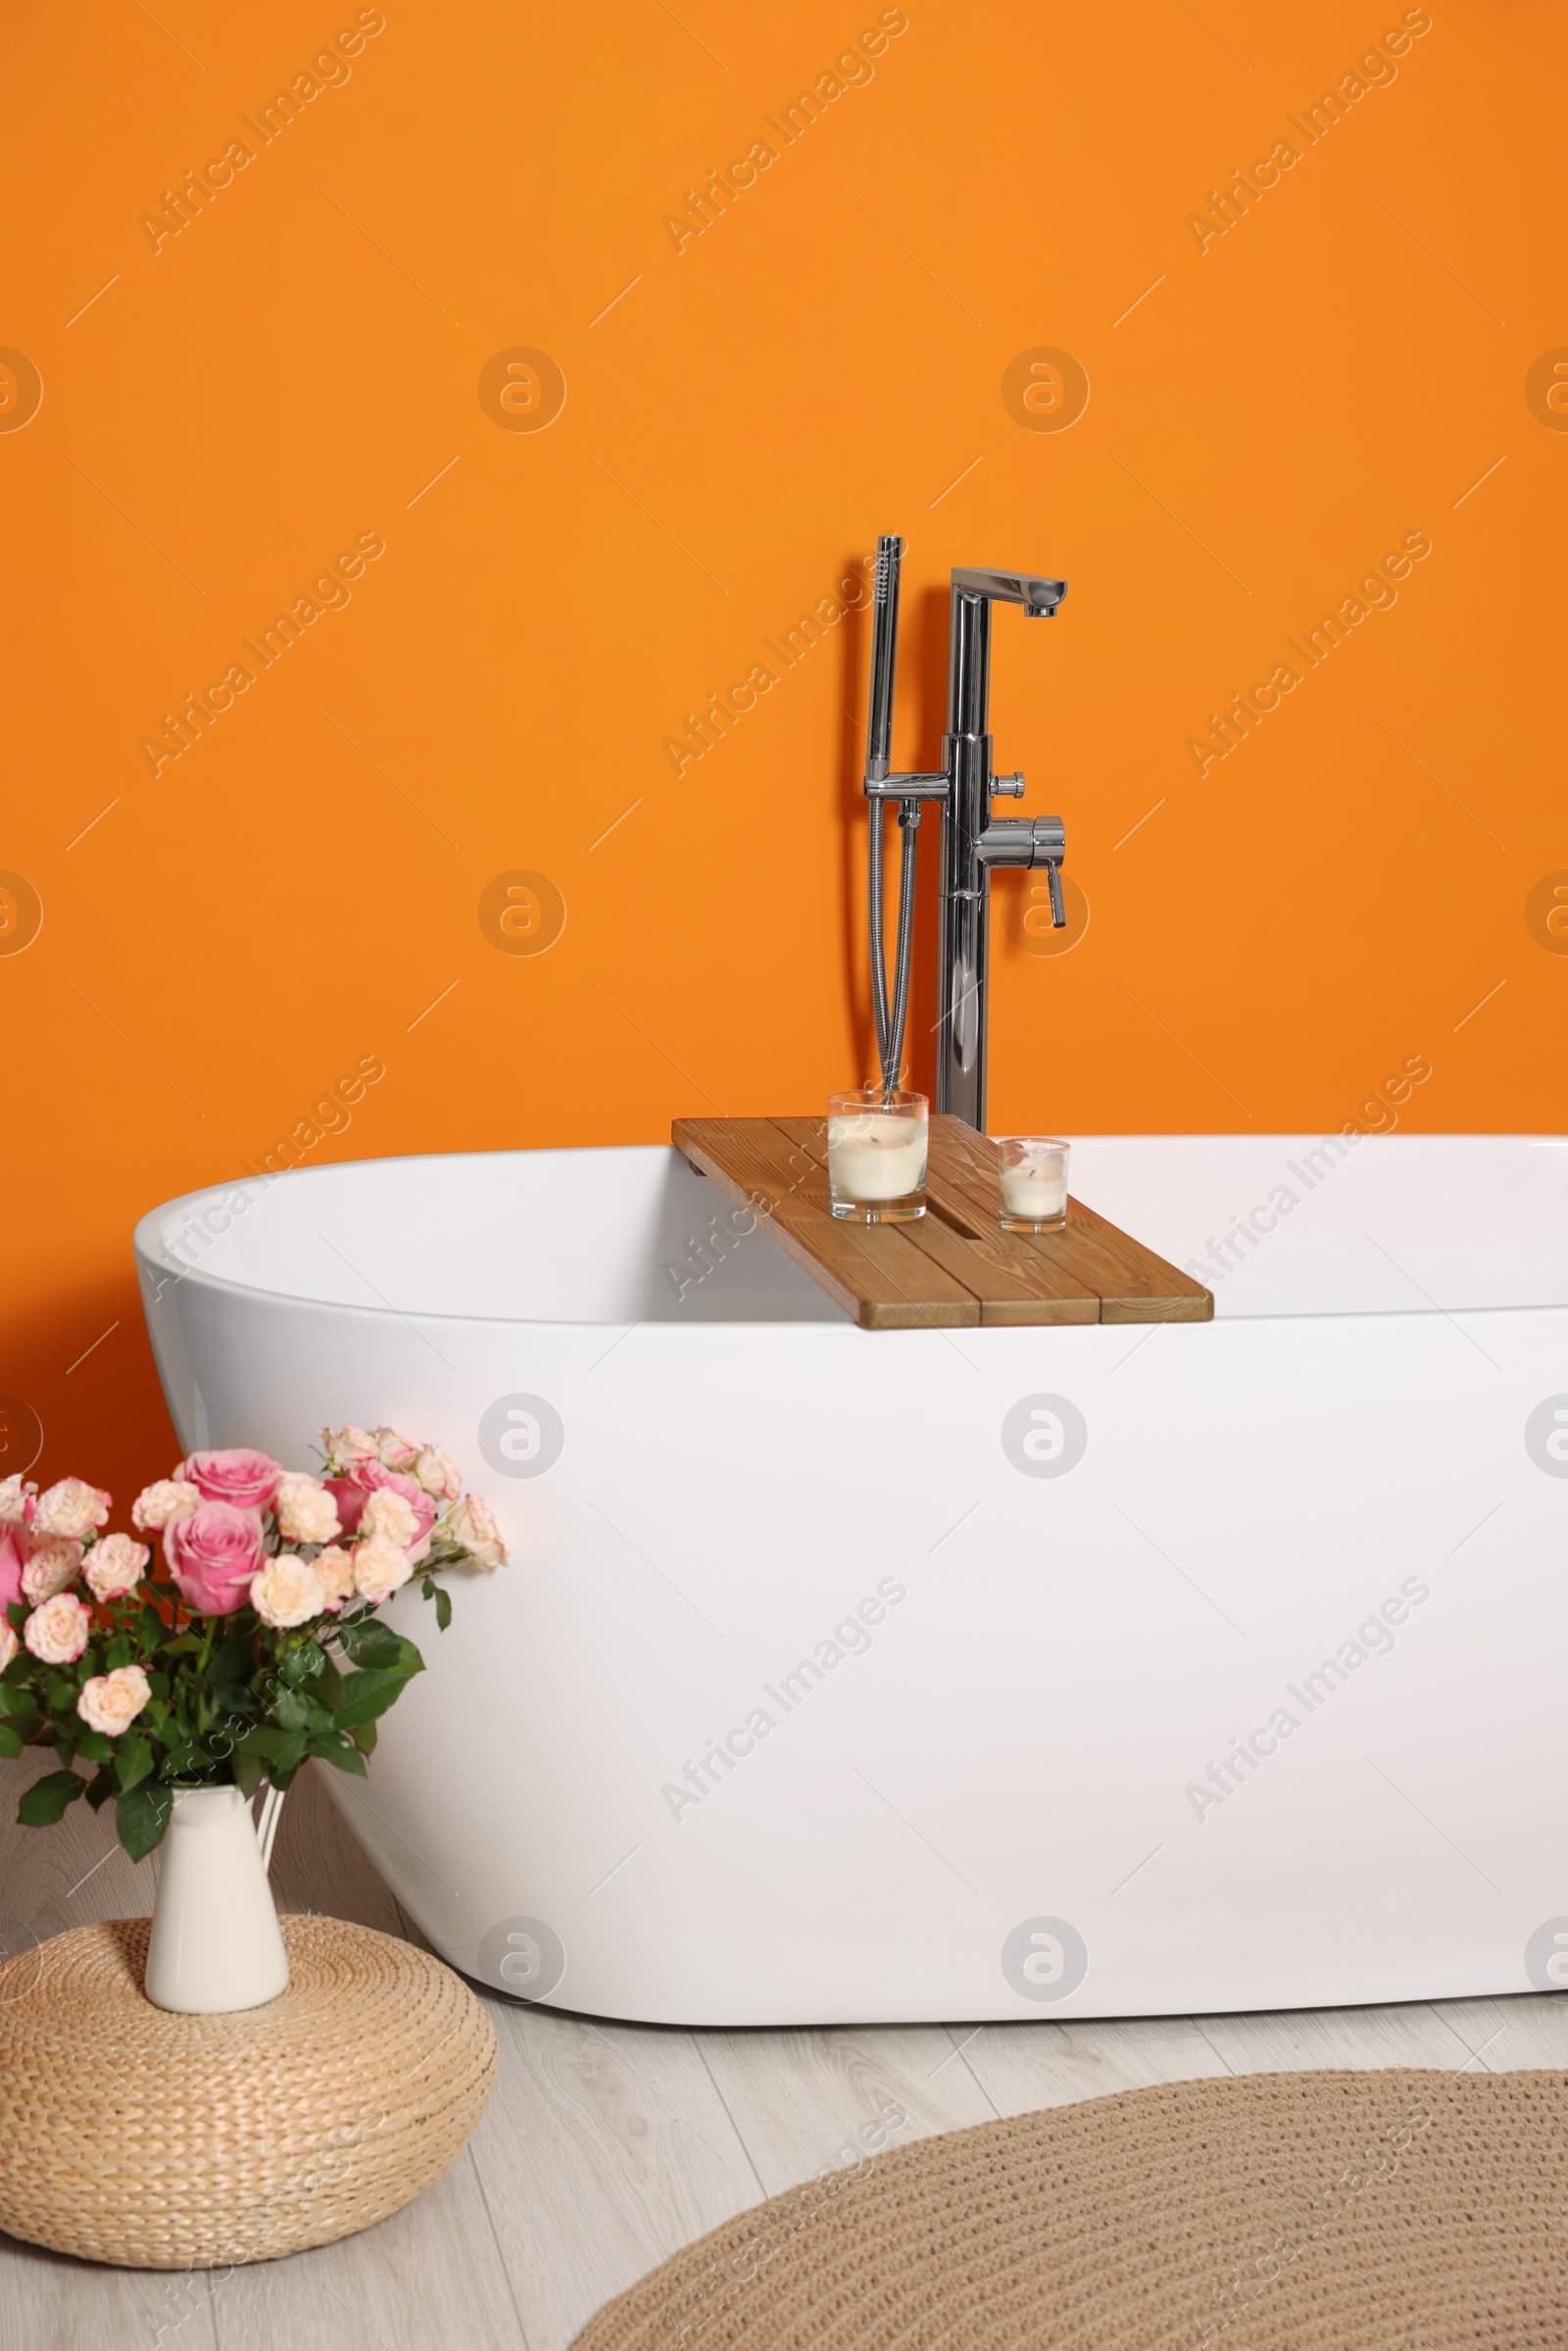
(0, 1423), (506, 1859)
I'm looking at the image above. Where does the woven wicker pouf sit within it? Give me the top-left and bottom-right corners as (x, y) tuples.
(0, 1913), (497, 2270)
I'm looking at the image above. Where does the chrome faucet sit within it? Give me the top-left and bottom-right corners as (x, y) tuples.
(861, 535), (1067, 1132)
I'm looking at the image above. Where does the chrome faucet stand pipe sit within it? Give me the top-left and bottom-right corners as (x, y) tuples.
(861, 543), (1069, 1131)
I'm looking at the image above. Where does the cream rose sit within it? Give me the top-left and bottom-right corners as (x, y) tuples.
(131, 1478), (202, 1532)
(413, 1443), (462, 1500)
(352, 1535), (415, 1602)
(32, 1478), (112, 1542)
(273, 1472), (342, 1545)
(0, 1621), (17, 1671)
(374, 1426), (421, 1469)
(24, 1592), (90, 1663)
(84, 1532), (151, 1602)
(314, 1544), (358, 1603)
(0, 1475), (32, 1526)
(76, 1664), (152, 1738)
(319, 1423), (377, 1473)
(22, 1539), (83, 1603)
(250, 1555), (327, 1629)
(443, 1494), (507, 1569)
(360, 1487), (421, 1549)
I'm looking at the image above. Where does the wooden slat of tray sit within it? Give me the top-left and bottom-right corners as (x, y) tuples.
(770, 1117), (1098, 1326)
(929, 1119), (1212, 1324)
(673, 1116), (1212, 1330)
(674, 1117), (980, 1329)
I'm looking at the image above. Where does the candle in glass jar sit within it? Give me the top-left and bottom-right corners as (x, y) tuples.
(827, 1114), (926, 1200)
(999, 1155), (1066, 1219)
(996, 1137), (1070, 1229)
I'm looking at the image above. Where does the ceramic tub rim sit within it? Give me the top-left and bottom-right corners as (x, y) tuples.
(133, 1145), (854, 1333)
(132, 1133), (1568, 1333)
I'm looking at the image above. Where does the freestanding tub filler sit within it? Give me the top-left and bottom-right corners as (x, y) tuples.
(135, 1132), (1568, 2025)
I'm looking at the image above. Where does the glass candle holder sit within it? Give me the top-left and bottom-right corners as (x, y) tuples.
(827, 1089), (928, 1222)
(997, 1137), (1070, 1232)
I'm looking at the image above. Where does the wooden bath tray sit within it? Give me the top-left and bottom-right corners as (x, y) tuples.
(673, 1115), (1212, 1331)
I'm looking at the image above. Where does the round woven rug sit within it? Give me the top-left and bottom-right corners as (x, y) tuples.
(572, 2068), (1568, 2350)
(0, 1913), (496, 2269)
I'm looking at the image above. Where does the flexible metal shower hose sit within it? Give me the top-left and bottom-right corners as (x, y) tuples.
(868, 796), (918, 1094)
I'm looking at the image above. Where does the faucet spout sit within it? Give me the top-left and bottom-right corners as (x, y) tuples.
(950, 567), (1067, 617)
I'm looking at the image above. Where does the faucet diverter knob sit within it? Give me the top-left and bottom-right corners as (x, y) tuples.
(992, 773), (1025, 799)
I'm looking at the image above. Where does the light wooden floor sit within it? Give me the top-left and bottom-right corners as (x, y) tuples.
(2, 1747), (1565, 2351)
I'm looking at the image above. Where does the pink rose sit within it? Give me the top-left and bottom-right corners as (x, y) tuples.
(177, 1447), (282, 1512)
(24, 1592), (90, 1664)
(165, 1500), (265, 1616)
(325, 1461), (436, 1544)
(0, 1524), (28, 1610)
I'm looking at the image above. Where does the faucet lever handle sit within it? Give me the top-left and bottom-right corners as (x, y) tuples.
(992, 772), (1025, 799)
(1030, 814), (1067, 926)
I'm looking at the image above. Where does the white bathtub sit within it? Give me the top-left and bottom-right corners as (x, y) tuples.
(134, 1135), (1568, 2025)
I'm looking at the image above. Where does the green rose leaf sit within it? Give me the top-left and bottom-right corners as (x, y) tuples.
(84, 1766), (120, 1811)
(0, 1685), (39, 1724)
(273, 1690), (310, 1732)
(209, 1630), (253, 1687)
(74, 1729), (115, 1767)
(277, 1640), (327, 1690)
(306, 1731), (368, 1777)
(235, 1725), (306, 1773)
(117, 1781), (173, 1861)
(428, 1583), (453, 1633)
(332, 1667), (418, 1731)
(18, 1770), (87, 1827)
(350, 1720), (377, 1756)
(314, 1657), (344, 1711)
(0, 1724), (23, 1760)
(335, 1620), (403, 1669)
(104, 1635), (133, 1673)
(214, 1682), (259, 1717)
(115, 1735), (154, 1793)
(233, 1747), (265, 1801)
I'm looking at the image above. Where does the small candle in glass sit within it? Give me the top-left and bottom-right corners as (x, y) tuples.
(827, 1089), (928, 1222)
(997, 1137), (1070, 1232)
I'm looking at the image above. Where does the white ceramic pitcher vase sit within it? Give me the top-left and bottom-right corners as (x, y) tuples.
(143, 1785), (290, 2015)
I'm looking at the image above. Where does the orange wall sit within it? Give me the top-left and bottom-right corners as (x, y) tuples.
(3, 0), (1565, 1497)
